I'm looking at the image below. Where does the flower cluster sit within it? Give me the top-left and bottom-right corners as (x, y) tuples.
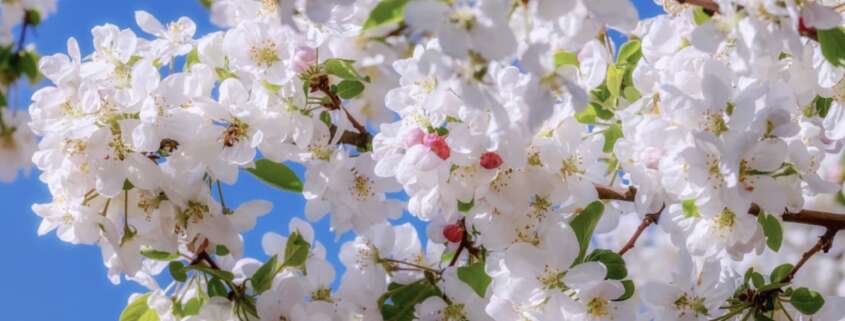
(0, 0), (51, 182)
(24, 0), (845, 320)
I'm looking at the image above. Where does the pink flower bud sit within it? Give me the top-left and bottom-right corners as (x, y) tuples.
(479, 151), (503, 170)
(442, 224), (464, 243)
(293, 46), (317, 73)
(640, 146), (665, 170)
(423, 133), (450, 160)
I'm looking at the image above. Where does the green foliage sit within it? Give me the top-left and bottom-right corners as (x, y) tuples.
(324, 58), (368, 82)
(251, 255), (279, 294)
(282, 231), (310, 269)
(140, 248), (179, 261)
(692, 7), (712, 25)
(615, 280), (635, 301)
(336, 79), (365, 99)
(554, 50), (579, 68)
(362, 0), (410, 31)
(185, 265), (235, 281)
(169, 261), (187, 282)
(246, 159), (303, 193)
(457, 261), (492, 297)
(570, 201), (604, 264)
(586, 249), (627, 280)
(458, 198), (475, 213)
(818, 27), (845, 67)
(791, 287), (825, 315)
(769, 264), (793, 284)
(379, 280), (441, 321)
(602, 123), (623, 153)
(120, 294), (159, 321)
(758, 213), (783, 252)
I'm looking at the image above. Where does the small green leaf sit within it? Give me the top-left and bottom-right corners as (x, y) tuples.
(692, 7), (712, 25)
(282, 231), (311, 268)
(606, 64), (623, 101)
(141, 248), (179, 261)
(770, 263), (794, 284)
(575, 103), (614, 124)
(324, 58), (366, 81)
(458, 198), (475, 213)
(215, 244), (230, 256)
(791, 287), (825, 315)
(750, 271), (765, 289)
(457, 261), (492, 298)
(185, 265), (234, 281)
(362, 0), (409, 31)
(251, 255), (279, 294)
(602, 123), (623, 153)
(616, 40), (642, 66)
(682, 199), (700, 218)
(379, 280), (441, 321)
(336, 80), (365, 99)
(181, 297), (203, 316)
(319, 111), (332, 128)
(24, 10), (42, 26)
(818, 27), (845, 67)
(586, 249), (627, 280)
(183, 47), (199, 71)
(758, 213), (783, 252)
(120, 294), (160, 321)
(814, 95), (834, 118)
(168, 261), (187, 282)
(261, 80), (282, 94)
(570, 201), (605, 264)
(622, 86), (641, 102)
(214, 67), (237, 80)
(207, 278), (228, 298)
(20, 51), (40, 84)
(614, 280), (635, 301)
(246, 159), (303, 193)
(198, 0), (213, 9)
(554, 50), (579, 68)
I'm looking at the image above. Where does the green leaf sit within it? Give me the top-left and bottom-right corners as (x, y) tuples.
(614, 280), (635, 301)
(750, 271), (765, 289)
(180, 297), (204, 317)
(457, 261), (492, 297)
(606, 64), (623, 101)
(379, 280), (441, 321)
(198, 0), (213, 9)
(141, 248), (179, 261)
(575, 103), (614, 124)
(185, 265), (235, 281)
(324, 58), (366, 81)
(214, 67), (237, 80)
(251, 255), (279, 294)
(0, 91), (6, 108)
(622, 86), (641, 102)
(261, 80), (282, 94)
(120, 294), (160, 321)
(336, 79), (365, 99)
(692, 7), (712, 25)
(168, 261), (187, 282)
(282, 231), (311, 268)
(207, 278), (228, 298)
(814, 95), (834, 118)
(770, 263), (794, 284)
(458, 198), (475, 213)
(818, 27), (845, 67)
(586, 249), (627, 280)
(616, 40), (642, 66)
(20, 51), (40, 84)
(682, 199), (700, 218)
(554, 50), (579, 68)
(183, 47), (199, 71)
(25, 10), (41, 26)
(570, 201), (605, 264)
(791, 287), (825, 315)
(246, 159), (303, 193)
(215, 244), (230, 256)
(362, 0), (409, 31)
(758, 213), (783, 252)
(602, 123), (623, 153)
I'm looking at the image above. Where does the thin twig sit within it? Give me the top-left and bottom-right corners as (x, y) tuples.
(618, 206), (664, 256)
(785, 228), (837, 283)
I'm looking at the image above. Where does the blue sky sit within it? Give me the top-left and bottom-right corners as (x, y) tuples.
(0, 1), (663, 320)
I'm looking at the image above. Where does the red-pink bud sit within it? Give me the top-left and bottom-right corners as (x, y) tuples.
(443, 224), (464, 243)
(479, 152), (503, 170)
(423, 134), (450, 160)
(293, 46), (317, 73)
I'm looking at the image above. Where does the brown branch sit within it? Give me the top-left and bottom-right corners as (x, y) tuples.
(596, 184), (845, 231)
(785, 228), (837, 283)
(618, 206), (664, 256)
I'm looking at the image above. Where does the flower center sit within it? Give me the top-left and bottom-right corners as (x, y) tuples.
(249, 40), (280, 68)
(350, 169), (374, 201)
(586, 297), (610, 317)
(673, 293), (709, 317)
